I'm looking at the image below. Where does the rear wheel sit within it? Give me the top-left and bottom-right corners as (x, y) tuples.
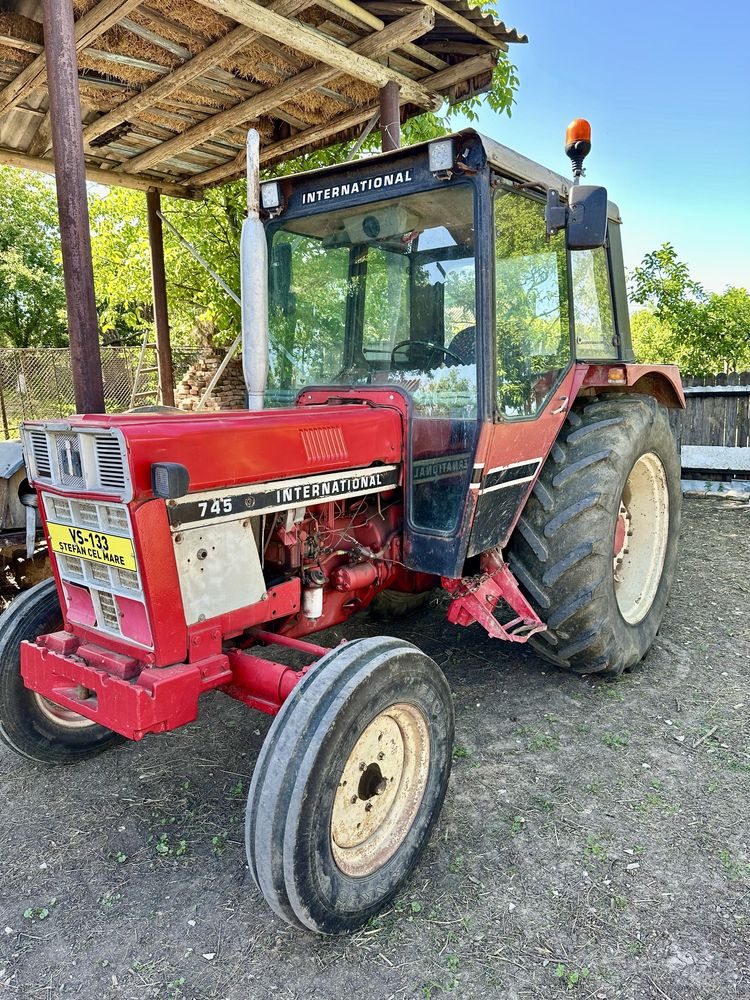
(508, 394), (681, 677)
(246, 636), (454, 933)
(0, 579), (123, 763)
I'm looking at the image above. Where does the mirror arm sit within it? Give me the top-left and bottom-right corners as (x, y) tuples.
(544, 188), (568, 242)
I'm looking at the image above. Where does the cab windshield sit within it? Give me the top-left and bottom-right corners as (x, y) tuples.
(266, 184), (477, 417)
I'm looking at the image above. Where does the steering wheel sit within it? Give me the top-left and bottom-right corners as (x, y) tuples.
(391, 339), (464, 370)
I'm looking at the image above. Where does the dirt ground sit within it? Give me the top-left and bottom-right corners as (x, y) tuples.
(0, 496), (747, 1000)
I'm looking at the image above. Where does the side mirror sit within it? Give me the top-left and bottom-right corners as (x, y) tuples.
(566, 185), (608, 250)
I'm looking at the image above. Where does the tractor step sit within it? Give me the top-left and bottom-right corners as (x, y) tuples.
(442, 563), (546, 643)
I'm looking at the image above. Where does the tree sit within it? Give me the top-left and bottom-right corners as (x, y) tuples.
(630, 243), (750, 374)
(0, 167), (67, 348)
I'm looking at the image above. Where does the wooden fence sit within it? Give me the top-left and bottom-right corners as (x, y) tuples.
(670, 373), (750, 449)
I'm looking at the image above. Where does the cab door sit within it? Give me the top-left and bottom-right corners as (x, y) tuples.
(468, 187), (576, 556)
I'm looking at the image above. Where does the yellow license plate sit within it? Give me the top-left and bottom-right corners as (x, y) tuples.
(47, 521), (136, 572)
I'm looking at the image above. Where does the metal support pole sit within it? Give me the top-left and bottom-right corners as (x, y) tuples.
(145, 190), (175, 407)
(42, 0), (104, 414)
(379, 81), (401, 152)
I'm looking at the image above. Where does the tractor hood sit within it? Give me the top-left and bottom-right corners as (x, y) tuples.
(23, 404), (404, 503)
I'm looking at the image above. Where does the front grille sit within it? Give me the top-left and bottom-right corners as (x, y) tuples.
(95, 435), (127, 492)
(55, 433), (85, 490)
(50, 496), (73, 523)
(90, 562), (111, 586)
(21, 426), (131, 500)
(42, 495), (152, 649)
(60, 554), (84, 579)
(29, 430), (52, 478)
(75, 500), (100, 528)
(103, 506), (128, 533)
(117, 568), (139, 591)
(97, 590), (120, 631)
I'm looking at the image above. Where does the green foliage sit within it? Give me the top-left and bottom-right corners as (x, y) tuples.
(630, 243), (750, 374)
(0, 167), (67, 347)
(89, 183), (243, 348)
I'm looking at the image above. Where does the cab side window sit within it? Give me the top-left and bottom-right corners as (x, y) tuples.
(494, 191), (571, 418)
(571, 247), (618, 359)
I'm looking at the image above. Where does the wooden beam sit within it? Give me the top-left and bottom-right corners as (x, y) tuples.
(82, 0), (313, 147)
(43, 0), (104, 414)
(417, 0), (507, 50)
(119, 6), (436, 176)
(193, 0), (441, 108)
(194, 50), (492, 187)
(320, 0), (446, 70)
(0, 148), (202, 199)
(379, 81), (400, 151)
(0, 0), (144, 118)
(145, 190), (175, 407)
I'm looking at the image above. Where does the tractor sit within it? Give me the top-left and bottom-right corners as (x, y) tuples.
(0, 121), (682, 934)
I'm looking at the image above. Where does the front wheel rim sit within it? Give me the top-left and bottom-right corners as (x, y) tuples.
(330, 703), (430, 878)
(614, 452), (670, 625)
(31, 692), (97, 730)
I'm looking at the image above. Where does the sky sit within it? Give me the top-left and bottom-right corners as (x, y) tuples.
(452, 0), (750, 293)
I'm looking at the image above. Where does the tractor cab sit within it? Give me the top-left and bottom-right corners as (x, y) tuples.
(258, 128), (629, 575)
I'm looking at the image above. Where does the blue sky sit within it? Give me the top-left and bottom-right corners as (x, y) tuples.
(452, 1), (750, 293)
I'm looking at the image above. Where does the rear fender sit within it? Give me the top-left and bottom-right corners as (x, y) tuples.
(577, 363), (684, 409)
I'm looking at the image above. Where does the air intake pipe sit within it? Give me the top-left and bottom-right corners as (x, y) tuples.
(240, 129), (269, 410)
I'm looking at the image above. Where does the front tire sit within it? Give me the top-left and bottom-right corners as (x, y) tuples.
(246, 637), (454, 933)
(0, 579), (123, 763)
(508, 394), (681, 677)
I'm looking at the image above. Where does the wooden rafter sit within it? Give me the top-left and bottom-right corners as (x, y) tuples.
(192, 0), (443, 105)
(0, 0), (144, 117)
(320, 0), (447, 70)
(194, 52), (494, 188)
(83, 0), (313, 146)
(0, 147), (200, 199)
(118, 6), (437, 176)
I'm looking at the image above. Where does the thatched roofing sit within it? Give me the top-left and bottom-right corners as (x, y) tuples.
(0, 0), (525, 198)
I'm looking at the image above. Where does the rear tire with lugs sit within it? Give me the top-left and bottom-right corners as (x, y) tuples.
(246, 636), (454, 933)
(508, 394), (680, 678)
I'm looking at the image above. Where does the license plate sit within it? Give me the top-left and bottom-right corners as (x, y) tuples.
(47, 521), (137, 572)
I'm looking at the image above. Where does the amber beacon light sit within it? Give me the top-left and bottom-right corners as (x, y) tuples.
(565, 118), (592, 181)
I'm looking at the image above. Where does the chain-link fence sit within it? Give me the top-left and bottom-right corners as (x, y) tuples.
(0, 347), (202, 439)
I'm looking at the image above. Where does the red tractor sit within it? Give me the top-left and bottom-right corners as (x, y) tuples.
(0, 121), (682, 934)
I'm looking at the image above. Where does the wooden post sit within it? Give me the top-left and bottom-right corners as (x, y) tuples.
(42, 0), (104, 414)
(380, 81), (401, 151)
(145, 189), (175, 407)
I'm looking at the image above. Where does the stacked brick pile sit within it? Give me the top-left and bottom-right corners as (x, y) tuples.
(175, 354), (247, 412)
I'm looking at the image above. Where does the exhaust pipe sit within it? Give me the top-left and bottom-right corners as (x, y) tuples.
(241, 129), (268, 410)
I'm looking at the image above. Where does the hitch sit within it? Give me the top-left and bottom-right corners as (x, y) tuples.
(442, 563), (546, 643)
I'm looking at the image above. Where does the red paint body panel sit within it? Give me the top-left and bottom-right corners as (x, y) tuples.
(45, 405), (403, 499)
(20, 636), (232, 740)
(21, 362), (682, 739)
(580, 363), (685, 408)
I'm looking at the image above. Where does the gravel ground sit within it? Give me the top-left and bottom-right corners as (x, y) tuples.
(0, 496), (747, 1000)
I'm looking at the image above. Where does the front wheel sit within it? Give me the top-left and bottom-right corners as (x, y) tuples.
(508, 394), (681, 677)
(0, 579), (123, 763)
(246, 637), (454, 933)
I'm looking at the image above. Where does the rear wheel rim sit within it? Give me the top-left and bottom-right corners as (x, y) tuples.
(614, 452), (669, 625)
(31, 692), (97, 731)
(330, 703), (430, 878)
